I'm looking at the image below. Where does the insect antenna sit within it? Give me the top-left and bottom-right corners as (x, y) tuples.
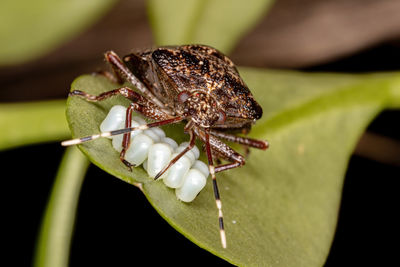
(204, 132), (227, 249)
(61, 117), (183, 146)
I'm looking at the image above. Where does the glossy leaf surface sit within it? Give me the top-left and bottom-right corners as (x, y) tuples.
(65, 70), (400, 266)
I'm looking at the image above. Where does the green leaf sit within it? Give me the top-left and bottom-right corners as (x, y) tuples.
(34, 146), (89, 267)
(147, 0), (275, 53)
(0, 0), (116, 65)
(0, 100), (70, 150)
(65, 71), (400, 266)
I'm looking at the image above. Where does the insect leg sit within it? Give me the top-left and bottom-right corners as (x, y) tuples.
(154, 130), (196, 180)
(104, 51), (167, 110)
(211, 150), (245, 173)
(71, 86), (175, 123)
(197, 132), (245, 174)
(204, 132), (227, 249)
(209, 129), (269, 150)
(70, 86), (146, 104)
(119, 104), (134, 169)
(214, 162), (243, 173)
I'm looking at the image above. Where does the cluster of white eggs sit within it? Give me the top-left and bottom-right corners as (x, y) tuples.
(100, 105), (209, 202)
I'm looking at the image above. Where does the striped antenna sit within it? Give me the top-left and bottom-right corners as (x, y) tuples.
(204, 132), (227, 249)
(61, 126), (147, 146)
(61, 117), (183, 146)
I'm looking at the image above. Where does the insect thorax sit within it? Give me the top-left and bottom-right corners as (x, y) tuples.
(125, 45), (263, 127)
(179, 92), (220, 128)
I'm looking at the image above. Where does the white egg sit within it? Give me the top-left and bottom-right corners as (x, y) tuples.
(124, 133), (154, 165)
(190, 145), (200, 159)
(132, 115), (147, 125)
(147, 143), (173, 178)
(100, 105), (126, 137)
(100, 105), (209, 202)
(175, 169), (207, 202)
(179, 142), (200, 159)
(151, 127), (166, 139)
(161, 137), (178, 150)
(112, 133), (124, 152)
(192, 160), (209, 177)
(179, 142), (190, 150)
(144, 129), (161, 142)
(175, 146), (195, 165)
(163, 153), (191, 188)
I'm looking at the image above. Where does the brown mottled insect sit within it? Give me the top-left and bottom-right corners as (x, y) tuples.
(62, 45), (269, 248)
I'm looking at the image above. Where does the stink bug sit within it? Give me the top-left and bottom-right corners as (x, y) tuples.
(62, 45), (269, 248)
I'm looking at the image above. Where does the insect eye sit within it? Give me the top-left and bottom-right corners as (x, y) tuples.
(178, 91), (191, 103)
(216, 110), (226, 124)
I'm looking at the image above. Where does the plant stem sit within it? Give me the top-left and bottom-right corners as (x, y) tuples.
(34, 146), (89, 267)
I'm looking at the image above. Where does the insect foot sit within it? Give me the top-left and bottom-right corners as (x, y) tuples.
(101, 105), (209, 202)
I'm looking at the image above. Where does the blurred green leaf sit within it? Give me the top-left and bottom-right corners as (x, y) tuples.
(148, 0), (275, 53)
(34, 146), (89, 267)
(0, 100), (69, 150)
(0, 0), (117, 65)
(65, 70), (400, 266)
